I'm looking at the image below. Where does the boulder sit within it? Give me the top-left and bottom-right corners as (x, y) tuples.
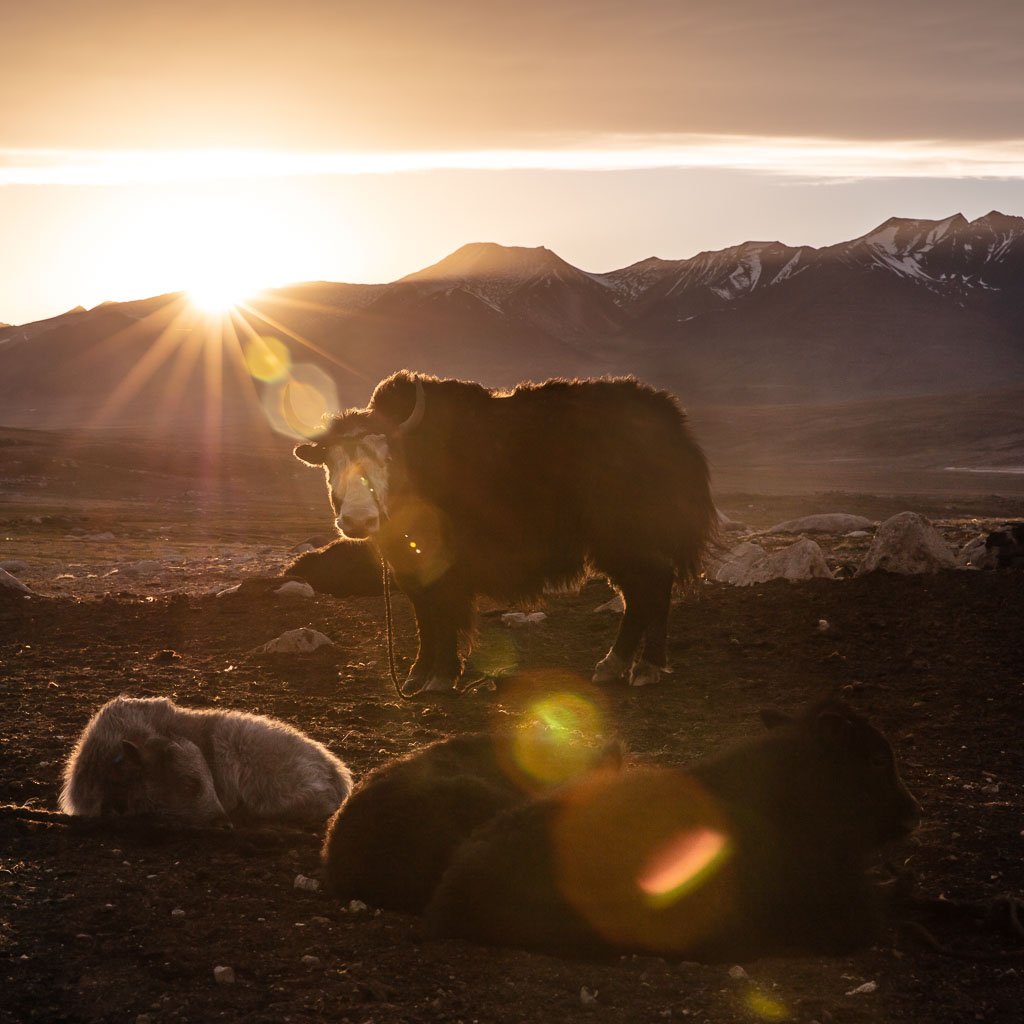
(0, 567), (32, 596)
(732, 539), (833, 586)
(957, 534), (996, 569)
(274, 580), (315, 599)
(765, 514), (875, 535)
(857, 512), (954, 575)
(594, 593), (625, 614)
(709, 541), (767, 584)
(257, 628), (334, 654)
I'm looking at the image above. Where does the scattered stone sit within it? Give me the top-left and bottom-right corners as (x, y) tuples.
(858, 512), (955, 575)
(709, 542), (767, 584)
(845, 981), (878, 996)
(258, 629), (334, 654)
(501, 611), (548, 627)
(816, 619), (831, 633)
(171, 908), (186, 919)
(301, 954), (321, 967)
(290, 542), (317, 555)
(274, 580), (315, 599)
(294, 874), (321, 892)
(727, 965), (749, 980)
(213, 965), (235, 985)
(346, 899), (368, 914)
(151, 650), (183, 664)
(0, 567), (32, 595)
(717, 539), (832, 586)
(594, 594), (625, 614)
(765, 513), (875, 535)
(958, 534), (994, 569)
(580, 986), (599, 1007)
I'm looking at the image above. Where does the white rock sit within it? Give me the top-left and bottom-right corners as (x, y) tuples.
(580, 986), (599, 1006)
(213, 965), (235, 985)
(957, 534), (997, 569)
(816, 619), (830, 633)
(845, 981), (878, 996)
(346, 899), (368, 914)
(274, 580), (315, 599)
(171, 908), (186, 919)
(258, 629), (334, 654)
(727, 965), (749, 980)
(765, 514), (875, 535)
(294, 874), (321, 892)
(594, 594), (625, 614)
(715, 539), (832, 586)
(0, 568), (32, 595)
(709, 541), (767, 584)
(0, 559), (29, 573)
(857, 512), (955, 575)
(301, 955), (321, 967)
(501, 611), (547, 627)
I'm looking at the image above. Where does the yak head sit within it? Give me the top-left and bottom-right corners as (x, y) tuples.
(294, 378), (425, 540)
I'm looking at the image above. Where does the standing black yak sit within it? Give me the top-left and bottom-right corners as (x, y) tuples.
(294, 371), (715, 693)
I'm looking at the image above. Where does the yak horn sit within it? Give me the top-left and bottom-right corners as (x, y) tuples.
(395, 379), (426, 436)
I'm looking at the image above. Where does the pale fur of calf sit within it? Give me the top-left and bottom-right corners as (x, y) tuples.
(60, 696), (352, 827)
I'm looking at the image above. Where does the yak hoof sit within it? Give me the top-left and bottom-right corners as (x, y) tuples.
(592, 651), (629, 685)
(420, 675), (458, 694)
(629, 661), (665, 688)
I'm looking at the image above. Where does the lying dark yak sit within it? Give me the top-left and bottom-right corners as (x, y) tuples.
(284, 538), (384, 597)
(294, 371), (716, 693)
(425, 698), (921, 960)
(321, 729), (620, 913)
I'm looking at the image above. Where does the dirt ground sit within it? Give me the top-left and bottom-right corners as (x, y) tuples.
(2, 492), (1023, 1024)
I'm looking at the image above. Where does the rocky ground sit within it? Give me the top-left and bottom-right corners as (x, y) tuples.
(2, 491), (1023, 1024)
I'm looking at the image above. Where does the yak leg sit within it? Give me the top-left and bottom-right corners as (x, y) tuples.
(403, 591), (438, 695)
(419, 576), (471, 694)
(594, 564), (673, 687)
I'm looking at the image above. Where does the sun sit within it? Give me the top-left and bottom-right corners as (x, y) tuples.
(187, 278), (250, 315)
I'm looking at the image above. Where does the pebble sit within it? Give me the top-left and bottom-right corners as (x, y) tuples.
(301, 955), (321, 967)
(580, 986), (599, 1007)
(294, 874), (320, 892)
(845, 981), (877, 996)
(346, 899), (368, 914)
(213, 965), (235, 985)
(171, 908), (186, 919)
(728, 965), (749, 980)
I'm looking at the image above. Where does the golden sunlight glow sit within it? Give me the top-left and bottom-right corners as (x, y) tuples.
(187, 279), (250, 315)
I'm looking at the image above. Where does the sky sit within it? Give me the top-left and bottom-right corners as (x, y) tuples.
(2, 0), (1024, 325)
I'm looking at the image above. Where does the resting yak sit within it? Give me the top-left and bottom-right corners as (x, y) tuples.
(294, 371), (715, 693)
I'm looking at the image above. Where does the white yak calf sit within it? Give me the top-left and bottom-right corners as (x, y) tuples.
(60, 696), (352, 827)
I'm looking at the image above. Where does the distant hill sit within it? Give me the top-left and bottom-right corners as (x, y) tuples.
(1, 212), (1022, 489)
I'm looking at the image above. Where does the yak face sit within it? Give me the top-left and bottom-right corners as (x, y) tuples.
(296, 433), (392, 539)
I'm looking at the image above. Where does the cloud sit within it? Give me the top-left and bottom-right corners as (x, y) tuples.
(5, 136), (1024, 187)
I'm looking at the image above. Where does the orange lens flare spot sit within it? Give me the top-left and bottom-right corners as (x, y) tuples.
(637, 826), (731, 907)
(262, 363), (339, 439)
(244, 335), (291, 382)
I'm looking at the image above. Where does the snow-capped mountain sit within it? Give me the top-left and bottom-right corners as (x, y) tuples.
(1, 212), (1023, 434)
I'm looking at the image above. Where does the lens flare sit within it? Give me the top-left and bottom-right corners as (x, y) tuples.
(244, 334), (291, 382)
(744, 991), (790, 1022)
(261, 362), (339, 438)
(637, 827), (732, 908)
(512, 691), (606, 787)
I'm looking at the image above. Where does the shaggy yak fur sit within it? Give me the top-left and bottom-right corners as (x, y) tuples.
(284, 538), (384, 597)
(321, 730), (620, 913)
(424, 698), (921, 960)
(61, 697), (353, 827)
(294, 371), (716, 692)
